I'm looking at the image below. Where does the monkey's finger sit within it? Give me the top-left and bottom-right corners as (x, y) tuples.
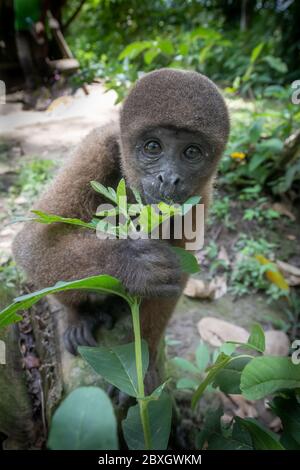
(80, 322), (98, 347)
(63, 327), (78, 356)
(74, 322), (96, 347)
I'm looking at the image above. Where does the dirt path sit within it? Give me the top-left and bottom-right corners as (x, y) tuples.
(0, 84), (118, 159)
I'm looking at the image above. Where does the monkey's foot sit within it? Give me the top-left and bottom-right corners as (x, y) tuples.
(107, 385), (135, 409)
(144, 366), (160, 395)
(63, 316), (98, 355)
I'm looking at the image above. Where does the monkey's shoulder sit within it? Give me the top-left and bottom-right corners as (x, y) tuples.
(75, 120), (121, 166)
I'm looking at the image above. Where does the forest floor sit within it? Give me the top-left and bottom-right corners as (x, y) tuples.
(1, 84), (300, 448)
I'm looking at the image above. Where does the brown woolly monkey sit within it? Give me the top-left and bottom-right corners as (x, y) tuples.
(13, 69), (229, 391)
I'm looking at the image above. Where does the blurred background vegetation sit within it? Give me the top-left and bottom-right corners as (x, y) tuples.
(62, 0), (300, 198)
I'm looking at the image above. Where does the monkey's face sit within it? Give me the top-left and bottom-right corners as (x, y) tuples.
(133, 126), (215, 205)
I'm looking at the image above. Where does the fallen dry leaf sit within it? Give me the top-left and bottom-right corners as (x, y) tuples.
(184, 276), (227, 300)
(276, 259), (300, 286)
(217, 246), (230, 265)
(265, 330), (290, 356)
(272, 202), (296, 221)
(197, 317), (248, 347)
(219, 393), (258, 419)
(198, 317), (290, 355)
(255, 254), (289, 291)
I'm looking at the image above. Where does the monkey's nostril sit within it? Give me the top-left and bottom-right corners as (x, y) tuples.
(158, 174), (164, 183)
(173, 177), (180, 186)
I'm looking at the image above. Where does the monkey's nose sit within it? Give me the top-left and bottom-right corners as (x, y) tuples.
(158, 173), (181, 187)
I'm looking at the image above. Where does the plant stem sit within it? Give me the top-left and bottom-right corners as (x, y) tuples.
(130, 298), (152, 450)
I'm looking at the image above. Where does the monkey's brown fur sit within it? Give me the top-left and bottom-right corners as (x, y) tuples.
(13, 69), (229, 389)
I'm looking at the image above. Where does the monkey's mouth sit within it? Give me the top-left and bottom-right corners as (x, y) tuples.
(142, 188), (186, 206)
(142, 189), (166, 204)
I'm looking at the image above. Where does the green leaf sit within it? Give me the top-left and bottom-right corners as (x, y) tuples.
(213, 356), (252, 394)
(241, 356), (300, 400)
(0, 311), (22, 328)
(171, 246), (200, 274)
(178, 43), (189, 56)
(250, 42), (264, 63)
(182, 195), (201, 215)
(257, 138), (284, 153)
(248, 153), (266, 173)
(90, 180), (117, 204)
(0, 274), (130, 328)
(263, 56), (288, 73)
(191, 27), (221, 41)
(249, 119), (264, 142)
(145, 381), (169, 401)
(199, 43), (213, 64)
(176, 377), (199, 390)
(170, 357), (199, 374)
(122, 392), (172, 450)
(131, 186), (143, 206)
(48, 387), (118, 450)
(271, 396), (300, 449)
(144, 49), (160, 65)
(247, 323), (265, 353)
(236, 417), (284, 450)
(95, 207), (118, 217)
(192, 353), (232, 408)
(138, 205), (161, 233)
(79, 341), (149, 398)
(116, 178), (128, 220)
(197, 407), (223, 449)
(30, 210), (96, 230)
(208, 419), (253, 450)
(195, 342), (210, 373)
(116, 178), (126, 199)
(118, 41), (152, 60)
(158, 39), (174, 55)
(219, 343), (236, 355)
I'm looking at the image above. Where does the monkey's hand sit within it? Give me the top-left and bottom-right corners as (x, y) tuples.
(114, 239), (182, 297)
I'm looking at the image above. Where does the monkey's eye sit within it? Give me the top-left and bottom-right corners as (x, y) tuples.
(184, 145), (202, 161)
(143, 140), (162, 156)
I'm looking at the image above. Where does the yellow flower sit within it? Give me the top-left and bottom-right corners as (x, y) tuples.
(230, 152), (246, 160)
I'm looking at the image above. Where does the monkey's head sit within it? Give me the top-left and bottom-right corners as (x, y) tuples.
(120, 68), (230, 204)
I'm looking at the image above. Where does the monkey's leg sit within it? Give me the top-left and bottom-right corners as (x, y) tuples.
(140, 296), (180, 394)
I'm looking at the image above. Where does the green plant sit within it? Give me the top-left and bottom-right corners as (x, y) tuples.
(171, 341), (211, 392)
(0, 179), (200, 450)
(12, 159), (55, 201)
(221, 88), (300, 195)
(203, 240), (230, 276)
(229, 235), (288, 300)
(192, 324), (300, 450)
(242, 197), (281, 222)
(171, 341), (236, 392)
(210, 196), (235, 230)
